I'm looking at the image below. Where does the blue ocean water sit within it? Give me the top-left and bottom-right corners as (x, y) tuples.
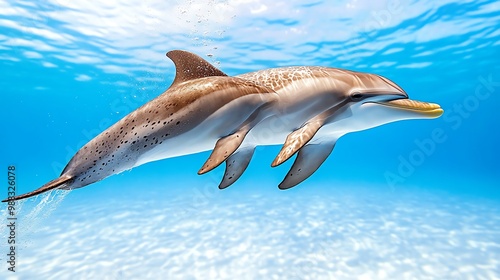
(1, 0), (499, 279)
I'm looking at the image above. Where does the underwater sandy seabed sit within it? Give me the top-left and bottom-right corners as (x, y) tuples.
(1, 183), (499, 280)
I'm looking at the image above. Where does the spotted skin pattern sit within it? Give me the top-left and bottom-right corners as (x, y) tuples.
(2, 50), (442, 202)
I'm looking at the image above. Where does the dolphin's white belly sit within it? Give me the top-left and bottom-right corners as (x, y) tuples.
(134, 118), (290, 166)
(133, 121), (221, 167)
(133, 112), (307, 168)
(245, 115), (293, 146)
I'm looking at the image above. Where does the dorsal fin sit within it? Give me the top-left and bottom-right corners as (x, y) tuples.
(166, 50), (227, 86)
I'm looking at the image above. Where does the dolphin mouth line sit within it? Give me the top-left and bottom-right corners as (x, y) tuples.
(372, 98), (444, 117)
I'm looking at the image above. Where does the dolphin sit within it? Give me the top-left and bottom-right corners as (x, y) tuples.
(2, 50), (443, 202)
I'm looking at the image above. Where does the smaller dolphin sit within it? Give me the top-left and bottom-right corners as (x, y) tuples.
(3, 50), (443, 202)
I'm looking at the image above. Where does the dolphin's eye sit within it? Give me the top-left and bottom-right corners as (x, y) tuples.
(351, 93), (363, 100)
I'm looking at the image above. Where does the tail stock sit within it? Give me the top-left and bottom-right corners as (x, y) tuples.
(2, 175), (73, 202)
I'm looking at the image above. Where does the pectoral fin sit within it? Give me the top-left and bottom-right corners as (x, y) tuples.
(278, 142), (336, 190)
(198, 100), (273, 175)
(219, 147), (255, 189)
(198, 128), (249, 175)
(271, 101), (352, 168)
(271, 120), (324, 167)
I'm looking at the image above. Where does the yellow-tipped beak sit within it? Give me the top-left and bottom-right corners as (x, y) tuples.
(377, 99), (444, 118)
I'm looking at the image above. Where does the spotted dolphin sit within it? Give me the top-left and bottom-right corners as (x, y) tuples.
(3, 50), (443, 202)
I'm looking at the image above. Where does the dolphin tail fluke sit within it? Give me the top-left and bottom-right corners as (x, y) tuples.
(2, 175), (73, 202)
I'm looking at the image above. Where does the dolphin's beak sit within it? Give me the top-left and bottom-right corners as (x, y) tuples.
(375, 99), (444, 118)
